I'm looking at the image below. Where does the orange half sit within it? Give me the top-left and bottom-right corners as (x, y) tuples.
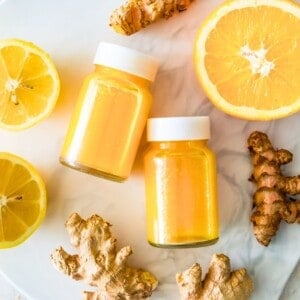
(194, 0), (300, 120)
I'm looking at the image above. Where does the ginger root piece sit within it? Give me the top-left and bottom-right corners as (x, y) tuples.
(248, 131), (300, 246)
(176, 254), (254, 300)
(51, 213), (158, 300)
(110, 0), (194, 35)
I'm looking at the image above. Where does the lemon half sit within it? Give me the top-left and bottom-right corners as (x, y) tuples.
(0, 152), (46, 248)
(0, 38), (60, 130)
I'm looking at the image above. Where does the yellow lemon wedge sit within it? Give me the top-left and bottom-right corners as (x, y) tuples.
(0, 152), (46, 249)
(0, 39), (60, 130)
(194, 0), (300, 120)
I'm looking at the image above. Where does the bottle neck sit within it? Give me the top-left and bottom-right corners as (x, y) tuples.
(150, 140), (208, 150)
(95, 65), (151, 87)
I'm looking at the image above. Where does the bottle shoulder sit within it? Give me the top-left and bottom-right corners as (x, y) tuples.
(82, 71), (152, 100)
(145, 141), (215, 158)
(88, 67), (151, 90)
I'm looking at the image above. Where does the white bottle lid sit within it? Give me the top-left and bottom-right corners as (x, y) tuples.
(93, 42), (159, 82)
(147, 116), (211, 141)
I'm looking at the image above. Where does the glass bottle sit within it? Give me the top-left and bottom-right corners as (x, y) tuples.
(60, 42), (159, 182)
(144, 116), (219, 248)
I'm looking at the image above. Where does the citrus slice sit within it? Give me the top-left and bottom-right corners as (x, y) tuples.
(194, 0), (300, 120)
(0, 152), (46, 248)
(0, 39), (60, 130)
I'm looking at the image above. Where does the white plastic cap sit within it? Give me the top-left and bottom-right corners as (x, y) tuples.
(147, 116), (211, 141)
(93, 42), (159, 82)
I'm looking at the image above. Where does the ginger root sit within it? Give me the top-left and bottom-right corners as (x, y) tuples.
(51, 213), (158, 300)
(110, 0), (194, 35)
(176, 254), (254, 300)
(248, 131), (300, 246)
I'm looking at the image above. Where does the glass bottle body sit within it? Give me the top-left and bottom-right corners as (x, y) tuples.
(144, 140), (219, 248)
(60, 65), (152, 181)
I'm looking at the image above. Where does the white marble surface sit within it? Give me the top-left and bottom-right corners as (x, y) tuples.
(0, 0), (300, 299)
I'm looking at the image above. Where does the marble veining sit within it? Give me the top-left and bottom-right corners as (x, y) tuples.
(0, 0), (299, 299)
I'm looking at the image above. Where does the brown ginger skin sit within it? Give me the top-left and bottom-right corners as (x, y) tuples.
(248, 131), (300, 246)
(176, 254), (254, 300)
(110, 0), (194, 35)
(51, 213), (158, 300)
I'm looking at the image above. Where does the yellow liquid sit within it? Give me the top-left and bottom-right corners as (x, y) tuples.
(61, 66), (152, 181)
(144, 141), (219, 247)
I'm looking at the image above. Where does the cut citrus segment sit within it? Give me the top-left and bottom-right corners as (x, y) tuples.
(0, 39), (60, 130)
(194, 0), (300, 120)
(0, 152), (46, 248)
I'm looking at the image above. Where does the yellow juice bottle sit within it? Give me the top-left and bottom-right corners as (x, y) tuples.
(144, 116), (219, 248)
(60, 42), (159, 181)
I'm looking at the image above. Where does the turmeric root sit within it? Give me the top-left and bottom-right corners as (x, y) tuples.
(176, 254), (254, 300)
(51, 213), (158, 300)
(110, 0), (194, 35)
(248, 131), (300, 246)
